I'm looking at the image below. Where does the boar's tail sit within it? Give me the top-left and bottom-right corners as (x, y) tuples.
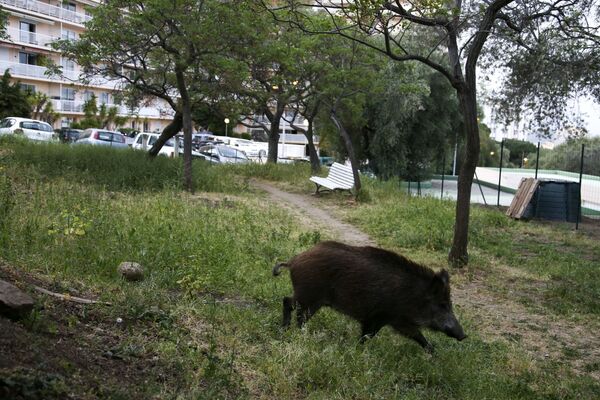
(272, 262), (289, 276)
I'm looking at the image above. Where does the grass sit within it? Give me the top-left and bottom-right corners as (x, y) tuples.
(0, 137), (598, 399)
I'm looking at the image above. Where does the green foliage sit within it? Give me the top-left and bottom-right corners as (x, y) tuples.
(537, 137), (600, 174)
(503, 139), (537, 167)
(28, 92), (60, 124)
(366, 68), (461, 180)
(72, 94), (126, 130)
(0, 71), (32, 119)
(478, 122), (500, 167)
(0, 7), (8, 40)
(0, 136), (242, 192)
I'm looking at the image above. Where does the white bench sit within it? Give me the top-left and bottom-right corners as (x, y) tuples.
(310, 162), (355, 194)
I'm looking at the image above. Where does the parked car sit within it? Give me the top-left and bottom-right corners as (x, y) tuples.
(212, 136), (268, 159)
(56, 128), (83, 143)
(0, 117), (55, 142)
(132, 132), (177, 157)
(74, 129), (128, 148)
(191, 133), (218, 150)
(195, 143), (250, 164)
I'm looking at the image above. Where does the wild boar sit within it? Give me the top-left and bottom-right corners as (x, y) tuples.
(273, 241), (466, 351)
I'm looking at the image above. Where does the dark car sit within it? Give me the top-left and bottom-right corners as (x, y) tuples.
(56, 128), (83, 143)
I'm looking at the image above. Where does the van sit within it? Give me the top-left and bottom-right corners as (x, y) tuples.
(132, 132), (177, 157)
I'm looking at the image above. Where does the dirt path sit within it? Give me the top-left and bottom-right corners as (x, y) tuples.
(252, 180), (374, 246)
(253, 180), (600, 381)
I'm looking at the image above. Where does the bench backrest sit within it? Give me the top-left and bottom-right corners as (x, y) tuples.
(328, 162), (355, 187)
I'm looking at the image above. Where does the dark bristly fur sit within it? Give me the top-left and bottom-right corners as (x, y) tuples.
(274, 241), (466, 351)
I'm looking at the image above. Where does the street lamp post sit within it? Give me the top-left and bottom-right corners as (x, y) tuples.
(224, 118), (230, 137)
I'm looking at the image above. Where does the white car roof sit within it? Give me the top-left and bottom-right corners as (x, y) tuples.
(2, 117), (51, 125)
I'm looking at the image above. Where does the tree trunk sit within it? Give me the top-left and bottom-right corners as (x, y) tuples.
(149, 111), (183, 157)
(448, 86), (480, 267)
(305, 119), (320, 173)
(175, 67), (193, 192)
(330, 107), (361, 193)
(267, 103), (284, 163)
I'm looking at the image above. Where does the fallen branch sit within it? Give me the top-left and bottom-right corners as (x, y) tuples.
(33, 285), (112, 306)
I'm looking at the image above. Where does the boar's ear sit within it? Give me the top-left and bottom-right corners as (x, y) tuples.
(437, 269), (450, 286)
(432, 269), (450, 293)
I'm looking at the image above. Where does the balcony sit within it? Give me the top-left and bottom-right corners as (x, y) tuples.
(0, 60), (80, 81)
(0, 60), (119, 89)
(51, 100), (175, 119)
(0, 0), (92, 25)
(4, 27), (61, 48)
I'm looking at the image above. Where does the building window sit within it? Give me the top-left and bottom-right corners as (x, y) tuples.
(100, 92), (109, 105)
(83, 91), (93, 101)
(19, 21), (36, 44)
(61, 29), (78, 41)
(61, 88), (75, 101)
(62, 59), (75, 71)
(62, 2), (76, 12)
(19, 51), (38, 65)
(143, 121), (150, 132)
(61, 118), (73, 128)
(19, 83), (36, 94)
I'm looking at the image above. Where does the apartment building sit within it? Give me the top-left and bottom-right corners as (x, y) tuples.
(0, 0), (173, 131)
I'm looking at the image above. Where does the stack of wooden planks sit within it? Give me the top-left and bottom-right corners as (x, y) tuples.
(506, 178), (540, 219)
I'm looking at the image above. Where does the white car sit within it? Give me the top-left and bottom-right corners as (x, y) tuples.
(213, 136), (268, 159)
(132, 132), (177, 157)
(0, 117), (55, 142)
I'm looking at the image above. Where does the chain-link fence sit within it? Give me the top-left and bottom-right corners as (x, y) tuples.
(406, 138), (600, 231)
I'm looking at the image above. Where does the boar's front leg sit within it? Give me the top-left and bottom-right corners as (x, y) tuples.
(407, 331), (434, 353)
(359, 319), (385, 343)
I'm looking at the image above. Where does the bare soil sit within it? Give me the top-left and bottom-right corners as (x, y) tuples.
(253, 180), (600, 382)
(0, 265), (183, 400)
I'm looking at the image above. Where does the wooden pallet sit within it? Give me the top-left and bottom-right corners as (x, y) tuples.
(506, 178), (540, 219)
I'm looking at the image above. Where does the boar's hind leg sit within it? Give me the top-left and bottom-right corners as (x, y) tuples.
(282, 297), (295, 328)
(296, 302), (321, 328)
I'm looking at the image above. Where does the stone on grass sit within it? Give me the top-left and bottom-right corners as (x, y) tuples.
(117, 262), (144, 282)
(0, 279), (34, 319)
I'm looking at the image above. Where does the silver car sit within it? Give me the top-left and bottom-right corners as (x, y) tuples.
(196, 143), (250, 164)
(75, 129), (128, 148)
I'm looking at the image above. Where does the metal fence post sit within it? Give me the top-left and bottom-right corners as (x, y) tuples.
(441, 152), (446, 199)
(497, 139), (504, 207)
(535, 141), (540, 179)
(576, 143), (585, 230)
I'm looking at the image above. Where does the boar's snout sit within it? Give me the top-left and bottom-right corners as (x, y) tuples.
(444, 318), (467, 341)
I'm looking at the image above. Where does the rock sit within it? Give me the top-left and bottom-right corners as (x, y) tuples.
(0, 279), (34, 319)
(117, 262), (144, 281)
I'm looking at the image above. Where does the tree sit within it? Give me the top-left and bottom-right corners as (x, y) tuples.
(55, 0), (240, 191)
(274, 1), (600, 266)
(227, 7), (317, 163)
(478, 122), (500, 168)
(71, 94), (127, 130)
(28, 92), (60, 124)
(503, 139), (537, 167)
(0, 7), (7, 40)
(538, 137), (600, 174)
(366, 66), (461, 182)
(0, 71), (31, 119)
